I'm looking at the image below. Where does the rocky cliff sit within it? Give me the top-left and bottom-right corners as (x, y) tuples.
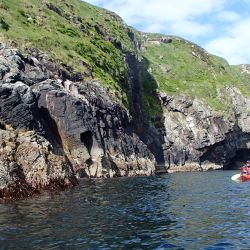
(1, 0), (250, 200)
(141, 36), (250, 172)
(0, 44), (155, 200)
(157, 89), (250, 172)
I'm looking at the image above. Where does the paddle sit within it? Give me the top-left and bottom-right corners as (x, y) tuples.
(231, 173), (241, 182)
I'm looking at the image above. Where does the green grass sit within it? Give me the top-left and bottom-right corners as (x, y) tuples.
(139, 56), (163, 118)
(142, 35), (250, 112)
(0, 0), (138, 107)
(1, 0), (250, 118)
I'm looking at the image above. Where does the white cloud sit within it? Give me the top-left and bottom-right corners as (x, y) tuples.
(205, 18), (250, 64)
(86, 0), (107, 5)
(90, 0), (225, 22)
(84, 0), (250, 64)
(170, 21), (213, 37)
(85, 0), (225, 37)
(143, 23), (166, 33)
(142, 21), (213, 37)
(216, 11), (241, 22)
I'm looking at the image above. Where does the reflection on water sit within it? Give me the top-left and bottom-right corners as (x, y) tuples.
(0, 171), (250, 249)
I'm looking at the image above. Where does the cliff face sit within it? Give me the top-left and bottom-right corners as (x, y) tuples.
(0, 125), (77, 200)
(0, 44), (155, 200)
(140, 36), (250, 172)
(157, 90), (250, 172)
(1, 0), (250, 200)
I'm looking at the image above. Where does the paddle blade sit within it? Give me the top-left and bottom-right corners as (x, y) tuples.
(231, 173), (241, 182)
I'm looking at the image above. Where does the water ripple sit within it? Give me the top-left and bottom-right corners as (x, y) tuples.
(0, 171), (250, 249)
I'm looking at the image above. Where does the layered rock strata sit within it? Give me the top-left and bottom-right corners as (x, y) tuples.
(157, 90), (250, 172)
(1, 39), (250, 200)
(0, 44), (155, 199)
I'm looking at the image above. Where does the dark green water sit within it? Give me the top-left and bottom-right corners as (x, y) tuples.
(0, 171), (250, 250)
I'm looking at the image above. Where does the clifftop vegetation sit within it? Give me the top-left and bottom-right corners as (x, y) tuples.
(1, 0), (250, 115)
(142, 35), (250, 112)
(0, 0), (140, 107)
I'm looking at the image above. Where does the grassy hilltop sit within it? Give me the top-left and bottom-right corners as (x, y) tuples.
(142, 35), (250, 112)
(0, 0), (137, 107)
(1, 0), (250, 116)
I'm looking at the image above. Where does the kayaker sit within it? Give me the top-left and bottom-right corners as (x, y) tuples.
(242, 161), (250, 175)
(242, 166), (248, 175)
(246, 161), (250, 174)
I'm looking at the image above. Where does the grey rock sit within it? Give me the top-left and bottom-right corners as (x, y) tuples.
(46, 3), (63, 16)
(0, 83), (37, 130)
(160, 37), (173, 43)
(0, 44), (155, 200)
(157, 90), (250, 171)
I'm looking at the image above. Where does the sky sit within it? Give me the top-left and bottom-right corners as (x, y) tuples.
(84, 0), (250, 65)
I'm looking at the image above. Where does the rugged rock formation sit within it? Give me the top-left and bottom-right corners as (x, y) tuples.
(157, 89), (250, 172)
(2, 40), (250, 195)
(1, 6), (250, 201)
(2, 0), (250, 204)
(1, 40), (250, 194)
(0, 44), (155, 200)
(36, 80), (155, 178)
(0, 123), (77, 200)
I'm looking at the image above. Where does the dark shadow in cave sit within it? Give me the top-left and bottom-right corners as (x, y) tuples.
(224, 148), (250, 170)
(38, 107), (64, 155)
(80, 131), (93, 155)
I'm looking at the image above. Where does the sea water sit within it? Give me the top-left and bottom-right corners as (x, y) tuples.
(0, 171), (249, 249)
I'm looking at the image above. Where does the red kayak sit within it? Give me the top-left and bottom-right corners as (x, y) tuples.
(241, 173), (250, 182)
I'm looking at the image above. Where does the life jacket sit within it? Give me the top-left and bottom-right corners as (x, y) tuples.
(247, 167), (250, 174)
(242, 166), (248, 173)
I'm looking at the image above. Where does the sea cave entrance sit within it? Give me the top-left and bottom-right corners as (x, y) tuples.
(224, 148), (250, 170)
(80, 131), (93, 154)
